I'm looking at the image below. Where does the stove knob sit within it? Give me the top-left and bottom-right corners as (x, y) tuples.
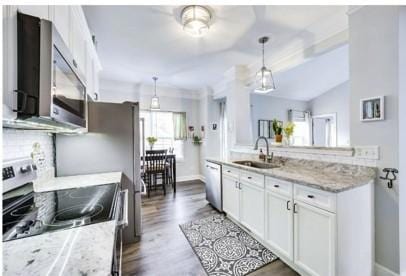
(20, 165), (32, 173)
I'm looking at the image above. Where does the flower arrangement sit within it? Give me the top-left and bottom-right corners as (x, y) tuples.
(146, 136), (157, 149)
(283, 122), (295, 138)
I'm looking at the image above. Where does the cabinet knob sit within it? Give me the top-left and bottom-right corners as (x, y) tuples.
(293, 203), (298, 213)
(274, 184), (279, 188)
(307, 195), (315, 199)
(286, 200), (291, 210)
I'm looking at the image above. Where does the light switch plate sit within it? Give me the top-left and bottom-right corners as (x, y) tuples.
(354, 146), (380, 160)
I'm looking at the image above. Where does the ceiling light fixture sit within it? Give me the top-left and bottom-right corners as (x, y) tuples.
(150, 77), (160, 110)
(181, 5), (212, 37)
(254, 36), (276, 94)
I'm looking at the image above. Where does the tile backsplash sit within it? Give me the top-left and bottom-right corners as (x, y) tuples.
(3, 129), (54, 173)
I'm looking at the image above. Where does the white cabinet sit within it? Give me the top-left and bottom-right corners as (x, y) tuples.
(265, 190), (293, 260)
(17, 5), (50, 19)
(70, 10), (87, 77)
(293, 201), (336, 276)
(222, 174), (240, 221)
(52, 6), (70, 46)
(239, 181), (264, 238)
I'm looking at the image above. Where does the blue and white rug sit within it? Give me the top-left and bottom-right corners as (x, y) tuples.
(180, 214), (278, 276)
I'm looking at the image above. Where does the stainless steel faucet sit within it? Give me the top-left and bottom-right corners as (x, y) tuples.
(254, 136), (273, 162)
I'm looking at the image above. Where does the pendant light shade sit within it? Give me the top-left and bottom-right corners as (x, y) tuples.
(254, 36), (276, 94)
(150, 77), (160, 110)
(181, 5), (212, 37)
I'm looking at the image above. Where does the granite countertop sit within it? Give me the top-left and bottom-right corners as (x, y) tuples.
(207, 157), (376, 193)
(3, 221), (116, 276)
(34, 171), (122, 192)
(3, 171), (123, 276)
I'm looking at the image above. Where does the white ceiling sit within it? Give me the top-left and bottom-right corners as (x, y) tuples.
(83, 5), (348, 92)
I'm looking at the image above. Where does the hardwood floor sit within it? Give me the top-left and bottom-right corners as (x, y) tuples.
(122, 180), (298, 276)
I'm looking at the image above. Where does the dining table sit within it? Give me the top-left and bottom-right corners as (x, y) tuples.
(141, 153), (176, 193)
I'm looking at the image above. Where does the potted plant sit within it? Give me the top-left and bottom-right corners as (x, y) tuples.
(192, 135), (202, 145)
(272, 119), (283, 143)
(146, 136), (157, 150)
(283, 122), (295, 146)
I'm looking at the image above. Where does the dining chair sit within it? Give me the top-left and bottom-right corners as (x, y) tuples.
(144, 150), (168, 197)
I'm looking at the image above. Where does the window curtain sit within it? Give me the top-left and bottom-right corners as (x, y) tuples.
(173, 112), (187, 140)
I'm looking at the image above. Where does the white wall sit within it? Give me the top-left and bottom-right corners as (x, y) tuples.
(399, 7), (406, 276)
(349, 6), (400, 273)
(99, 79), (202, 180)
(309, 81), (350, 146)
(250, 94), (309, 139)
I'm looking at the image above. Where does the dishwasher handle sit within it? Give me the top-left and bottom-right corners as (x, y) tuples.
(117, 189), (129, 227)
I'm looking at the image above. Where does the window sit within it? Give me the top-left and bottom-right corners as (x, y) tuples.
(288, 110), (311, 146)
(140, 110), (185, 159)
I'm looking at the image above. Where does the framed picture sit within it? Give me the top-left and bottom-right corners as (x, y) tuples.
(258, 120), (271, 138)
(360, 96), (384, 121)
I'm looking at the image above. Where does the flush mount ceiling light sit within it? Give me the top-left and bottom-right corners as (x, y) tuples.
(150, 77), (160, 110)
(181, 5), (212, 37)
(254, 36), (276, 94)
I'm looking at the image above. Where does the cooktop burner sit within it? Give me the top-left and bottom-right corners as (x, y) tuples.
(2, 183), (119, 242)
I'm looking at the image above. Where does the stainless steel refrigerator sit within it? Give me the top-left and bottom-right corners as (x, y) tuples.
(55, 102), (141, 244)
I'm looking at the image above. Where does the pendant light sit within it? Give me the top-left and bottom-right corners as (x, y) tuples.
(150, 77), (160, 110)
(254, 36), (276, 94)
(181, 5), (212, 37)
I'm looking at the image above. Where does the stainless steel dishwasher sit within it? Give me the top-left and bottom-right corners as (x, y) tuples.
(204, 161), (222, 211)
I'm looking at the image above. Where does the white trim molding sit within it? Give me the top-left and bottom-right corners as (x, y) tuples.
(177, 175), (205, 183)
(375, 262), (400, 276)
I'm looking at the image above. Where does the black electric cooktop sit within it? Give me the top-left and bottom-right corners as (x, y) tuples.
(2, 183), (119, 242)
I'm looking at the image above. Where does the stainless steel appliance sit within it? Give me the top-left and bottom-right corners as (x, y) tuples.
(204, 161), (222, 211)
(2, 158), (126, 241)
(55, 102), (142, 244)
(5, 12), (87, 130)
(2, 158), (127, 275)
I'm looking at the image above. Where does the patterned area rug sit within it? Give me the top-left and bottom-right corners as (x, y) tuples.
(180, 214), (278, 276)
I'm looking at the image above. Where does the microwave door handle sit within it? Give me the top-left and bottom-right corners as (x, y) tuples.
(117, 189), (129, 227)
(13, 90), (38, 115)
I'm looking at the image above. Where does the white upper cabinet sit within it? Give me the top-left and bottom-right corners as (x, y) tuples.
(52, 6), (70, 47)
(293, 201), (336, 276)
(17, 5), (50, 19)
(70, 8), (87, 78)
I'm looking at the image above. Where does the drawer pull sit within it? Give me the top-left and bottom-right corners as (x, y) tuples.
(274, 184), (279, 188)
(247, 176), (252, 179)
(307, 195), (315, 199)
(227, 170), (231, 173)
(286, 200), (291, 210)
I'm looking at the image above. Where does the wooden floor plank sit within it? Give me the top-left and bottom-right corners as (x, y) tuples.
(122, 180), (298, 276)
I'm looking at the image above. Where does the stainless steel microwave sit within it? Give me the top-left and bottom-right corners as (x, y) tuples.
(14, 12), (87, 129)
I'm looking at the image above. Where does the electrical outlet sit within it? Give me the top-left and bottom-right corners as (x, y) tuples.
(354, 146), (380, 160)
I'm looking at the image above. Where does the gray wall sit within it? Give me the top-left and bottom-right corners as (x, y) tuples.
(309, 81), (350, 146)
(250, 94), (309, 139)
(349, 6), (400, 273)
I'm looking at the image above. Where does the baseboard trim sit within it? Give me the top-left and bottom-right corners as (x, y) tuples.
(177, 175), (205, 182)
(375, 262), (399, 276)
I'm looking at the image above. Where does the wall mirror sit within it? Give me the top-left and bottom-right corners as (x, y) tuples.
(250, 44), (350, 148)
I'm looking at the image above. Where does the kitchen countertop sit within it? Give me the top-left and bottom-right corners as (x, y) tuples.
(34, 171), (122, 192)
(207, 157), (376, 193)
(3, 221), (116, 276)
(3, 171), (123, 276)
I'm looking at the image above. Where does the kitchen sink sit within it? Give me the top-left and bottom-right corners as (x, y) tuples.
(232, 160), (279, 169)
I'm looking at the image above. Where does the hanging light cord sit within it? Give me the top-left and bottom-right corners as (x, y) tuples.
(262, 41), (265, 67)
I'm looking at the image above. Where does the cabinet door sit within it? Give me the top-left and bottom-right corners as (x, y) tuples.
(52, 6), (70, 47)
(70, 7), (87, 76)
(17, 5), (50, 19)
(265, 191), (293, 260)
(222, 175), (239, 221)
(294, 201), (336, 276)
(239, 181), (264, 238)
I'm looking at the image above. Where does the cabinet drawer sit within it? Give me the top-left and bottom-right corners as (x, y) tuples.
(265, 177), (293, 197)
(294, 185), (336, 213)
(223, 165), (239, 179)
(240, 171), (264, 189)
